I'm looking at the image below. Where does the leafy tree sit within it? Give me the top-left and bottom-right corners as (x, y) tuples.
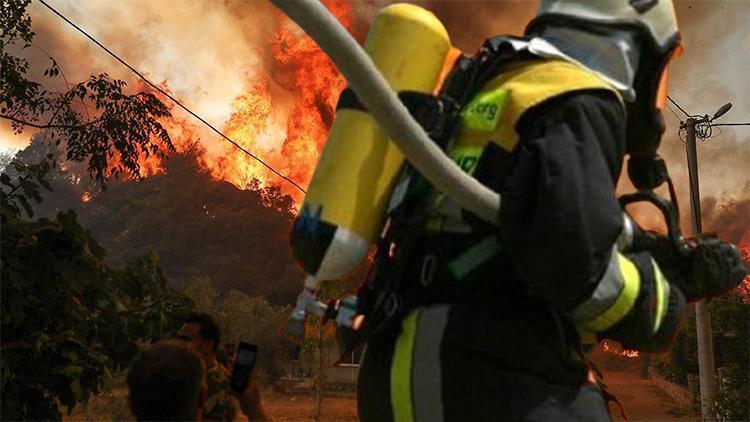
(298, 280), (347, 420)
(709, 292), (749, 421)
(2, 2), (194, 418)
(0, 151), (55, 218)
(1, 164), (194, 419)
(1, 0), (173, 183)
(0, 149), (15, 171)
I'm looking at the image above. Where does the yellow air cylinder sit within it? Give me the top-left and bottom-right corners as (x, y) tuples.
(290, 4), (453, 286)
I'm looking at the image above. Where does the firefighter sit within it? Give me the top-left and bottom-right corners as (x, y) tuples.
(354, 1), (747, 421)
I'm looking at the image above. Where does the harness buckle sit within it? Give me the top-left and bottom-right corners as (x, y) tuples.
(420, 254), (437, 286)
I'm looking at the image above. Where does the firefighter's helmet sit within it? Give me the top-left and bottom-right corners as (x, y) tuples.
(528, 0), (679, 56)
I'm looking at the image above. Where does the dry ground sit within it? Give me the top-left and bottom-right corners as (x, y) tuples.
(65, 388), (358, 422)
(603, 370), (698, 422)
(67, 373), (696, 422)
(64, 370), (700, 422)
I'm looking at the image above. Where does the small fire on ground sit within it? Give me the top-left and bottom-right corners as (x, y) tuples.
(602, 340), (639, 358)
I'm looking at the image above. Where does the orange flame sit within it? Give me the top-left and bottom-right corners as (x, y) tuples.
(205, 79), (274, 191)
(195, 0), (351, 204)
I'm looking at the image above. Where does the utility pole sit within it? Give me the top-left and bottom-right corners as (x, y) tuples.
(674, 99), (733, 421)
(683, 115), (716, 421)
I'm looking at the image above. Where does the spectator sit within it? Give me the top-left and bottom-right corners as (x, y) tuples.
(179, 313), (270, 421)
(179, 313), (240, 421)
(126, 339), (207, 421)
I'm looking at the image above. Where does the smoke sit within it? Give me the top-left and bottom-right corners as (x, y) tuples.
(0, 0), (284, 154)
(37, 1), (277, 124)
(701, 181), (750, 245)
(658, 1), (750, 239)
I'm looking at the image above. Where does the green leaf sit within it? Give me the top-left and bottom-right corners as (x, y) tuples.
(59, 365), (83, 377)
(70, 378), (82, 401)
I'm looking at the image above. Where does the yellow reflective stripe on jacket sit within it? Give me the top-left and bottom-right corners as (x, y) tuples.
(580, 254), (641, 333)
(425, 59), (622, 234)
(456, 59), (623, 152)
(391, 310), (419, 422)
(652, 259), (671, 334)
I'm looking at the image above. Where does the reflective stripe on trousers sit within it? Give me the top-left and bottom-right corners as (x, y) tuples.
(358, 303), (612, 422)
(391, 305), (451, 422)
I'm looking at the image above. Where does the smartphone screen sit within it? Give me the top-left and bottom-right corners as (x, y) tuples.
(236, 347), (256, 366)
(230, 342), (257, 392)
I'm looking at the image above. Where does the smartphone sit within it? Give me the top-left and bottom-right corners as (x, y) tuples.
(230, 342), (257, 393)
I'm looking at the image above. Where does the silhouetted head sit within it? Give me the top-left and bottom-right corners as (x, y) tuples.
(126, 339), (207, 421)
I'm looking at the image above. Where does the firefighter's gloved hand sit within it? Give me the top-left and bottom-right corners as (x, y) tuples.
(684, 237), (747, 301)
(639, 232), (747, 302)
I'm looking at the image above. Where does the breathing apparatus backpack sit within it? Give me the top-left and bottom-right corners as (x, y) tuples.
(285, 4), (457, 339)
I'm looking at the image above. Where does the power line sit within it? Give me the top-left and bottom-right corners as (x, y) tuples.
(712, 123), (750, 127)
(665, 103), (682, 121)
(37, 0), (306, 194)
(667, 95), (691, 118)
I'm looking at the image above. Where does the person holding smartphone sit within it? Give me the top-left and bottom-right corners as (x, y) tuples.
(179, 313), (269, 421)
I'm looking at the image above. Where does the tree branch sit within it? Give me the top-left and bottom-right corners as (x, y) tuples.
(0, 113), (101, 129)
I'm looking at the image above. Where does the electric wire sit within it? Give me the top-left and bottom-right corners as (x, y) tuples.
(712, 123), (750, 127)
(667, 95), (691, 117)
(37, 0), (306, 194)
(665, 103), (682, 121)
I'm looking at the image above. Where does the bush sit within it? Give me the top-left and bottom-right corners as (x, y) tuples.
(0, 205), (194, 419)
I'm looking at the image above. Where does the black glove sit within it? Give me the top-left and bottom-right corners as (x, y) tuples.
(634, 230), (747, 302)
(687, 237), (747, 301)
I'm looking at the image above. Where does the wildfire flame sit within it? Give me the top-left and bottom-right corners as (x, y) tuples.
(201, 0), (351, 204)
(101, 0), (350, 207)
(602, 340), (640, 358)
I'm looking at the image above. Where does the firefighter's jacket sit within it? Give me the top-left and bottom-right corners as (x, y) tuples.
(361, 56), (687, 378)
